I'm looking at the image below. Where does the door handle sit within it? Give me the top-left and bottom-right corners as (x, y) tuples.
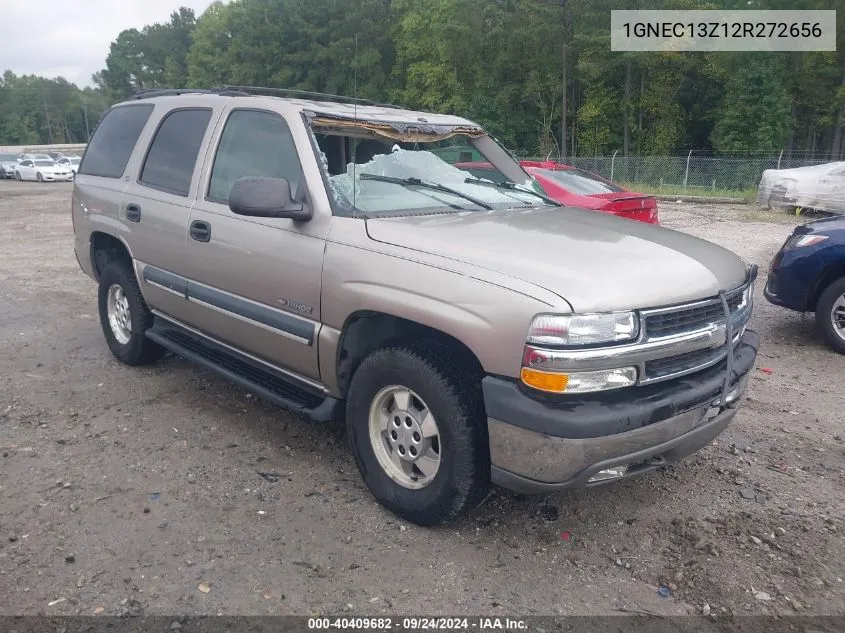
(190, 220), (211, 242)
(125, 203), (141, 223)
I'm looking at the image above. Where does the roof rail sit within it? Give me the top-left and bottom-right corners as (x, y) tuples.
(129, 86), (401, 108)
(130, 88), (249, 100)
(217, 85), (401, 108)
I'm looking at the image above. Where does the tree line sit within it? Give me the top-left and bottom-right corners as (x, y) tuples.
(0, 72), (109, 146)
(3, 0), (845, 159)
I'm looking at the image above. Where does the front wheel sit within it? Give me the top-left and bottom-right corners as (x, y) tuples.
(816, 276), (845, 354)
(346, 344), (489, 526)
(97, 261), (165, 365)
(15, 171), (21, 181)
(36, 172), (43, 182)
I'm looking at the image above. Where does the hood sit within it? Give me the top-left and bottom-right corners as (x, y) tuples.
(40, 165), (69, 174)
(365, 206), (749, 312)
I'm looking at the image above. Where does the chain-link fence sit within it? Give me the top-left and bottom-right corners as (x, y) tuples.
(521, 152), (837, 197)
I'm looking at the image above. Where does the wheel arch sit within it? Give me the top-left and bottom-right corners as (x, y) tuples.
(809, 260), (845, 311)
(333, 310), (485, 398)
(89, 231), (134, 282)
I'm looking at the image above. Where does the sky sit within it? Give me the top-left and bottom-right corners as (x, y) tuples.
(0, 1), (221, 88)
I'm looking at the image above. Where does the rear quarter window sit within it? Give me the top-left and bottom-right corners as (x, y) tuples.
(78, 104), (154, 178)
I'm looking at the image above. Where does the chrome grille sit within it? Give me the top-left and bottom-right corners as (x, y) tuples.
(637, 283), (752, 384)
(645, 291), (744, 339)
(644, 347), (720, 380)
(643, 331), (743, 381)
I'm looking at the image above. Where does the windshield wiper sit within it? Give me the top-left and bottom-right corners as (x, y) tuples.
(464, 177), (561, 207)
(359, 173), (493, 210)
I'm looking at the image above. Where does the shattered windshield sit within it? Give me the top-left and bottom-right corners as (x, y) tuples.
(312, 130), (545, 217)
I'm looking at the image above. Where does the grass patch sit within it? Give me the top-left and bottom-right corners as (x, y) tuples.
(618, 182), (758, 201)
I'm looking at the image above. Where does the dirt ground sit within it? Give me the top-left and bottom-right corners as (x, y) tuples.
(0, 181), (843, 618)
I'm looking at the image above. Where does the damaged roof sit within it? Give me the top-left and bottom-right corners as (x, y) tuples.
(283, 98), (478, 128)
(125, 88), (481, 130)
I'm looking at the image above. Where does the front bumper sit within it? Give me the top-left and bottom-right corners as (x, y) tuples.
(763, 274), (790, 308)
(485, 330), (758, 493)
(764, 265), (814, 313)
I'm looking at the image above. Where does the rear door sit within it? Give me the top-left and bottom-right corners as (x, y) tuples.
(180, 106), (330, 382)
(122, 103), (223, 323)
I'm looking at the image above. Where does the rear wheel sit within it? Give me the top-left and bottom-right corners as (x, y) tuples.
(97, 261), (165, 365)
(816, 276), (845, 354)
(346, 344), (489, 526)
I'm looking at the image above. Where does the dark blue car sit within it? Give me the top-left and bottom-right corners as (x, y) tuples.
(765, 214), (845, 353)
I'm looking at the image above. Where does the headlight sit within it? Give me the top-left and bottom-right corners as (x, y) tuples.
(739, 280), (755, 310)
(527, 312), (639, 346)
(786, 234), (828, 249)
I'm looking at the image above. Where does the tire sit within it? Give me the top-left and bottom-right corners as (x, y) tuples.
(816, 276), (845, 354)
(36, 172), (43, 182)
(97, 261), (165, 365)
(346, 343), (489, 526)
(15, 171), (21, 181)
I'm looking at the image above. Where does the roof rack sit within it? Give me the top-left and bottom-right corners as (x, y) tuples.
(217, 85), (401, 108)
(131, 88), (248, 100)
(130, 85), (400, 108)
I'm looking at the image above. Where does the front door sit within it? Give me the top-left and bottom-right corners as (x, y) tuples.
(180, 107), (329, 382)
(17, 160), (35, 180)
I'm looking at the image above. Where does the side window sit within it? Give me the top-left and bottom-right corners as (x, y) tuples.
(208, 109), (302, 203)
(139, 108), (212, 197)
(78, 104), (154, 178)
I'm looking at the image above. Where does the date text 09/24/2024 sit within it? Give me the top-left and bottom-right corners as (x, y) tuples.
(308, 617), (527, 630)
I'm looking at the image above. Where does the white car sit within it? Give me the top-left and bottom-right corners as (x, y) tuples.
(56, 156), (81, 175)
(15, 158), (74, 182)
(758, 162), (845, 215)
(19, 153), (52, 161)
(0, 152), (19, 179)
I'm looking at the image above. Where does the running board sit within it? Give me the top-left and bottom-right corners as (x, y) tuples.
(146, 321), (343, 423)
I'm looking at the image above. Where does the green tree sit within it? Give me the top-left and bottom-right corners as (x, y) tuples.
(188, 0), (395, 97)
(711, 55), (792, 153)
(0, 71), (108, 145)
(98, 8), (197, 99)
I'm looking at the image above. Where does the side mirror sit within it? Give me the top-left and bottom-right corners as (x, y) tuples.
(228, 176), (312, 221)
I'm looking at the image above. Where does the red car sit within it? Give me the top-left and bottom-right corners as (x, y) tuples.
(456, 160), (659, 225)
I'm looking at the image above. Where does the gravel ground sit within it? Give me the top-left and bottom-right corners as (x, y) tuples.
(0, 182), (843, 618)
